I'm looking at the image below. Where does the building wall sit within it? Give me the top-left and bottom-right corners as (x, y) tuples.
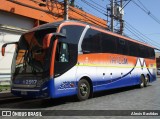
(0, 0), (107, 28)
(156, 52), (160, 68)
(0, 11), (34, 74)
(0, 11), (34, 30)
(0, 0), (107, 76)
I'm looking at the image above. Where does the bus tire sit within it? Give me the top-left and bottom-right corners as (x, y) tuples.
(77, 79), (90, 101)
(144, 75), (149, 87)
(139, 75), (145, 88)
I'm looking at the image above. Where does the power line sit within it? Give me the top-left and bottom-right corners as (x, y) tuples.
(124, 21), (160, 48)
(136, 0), (148, 11)
(125, 26), (160, 49)
(75, 0), (101, 18)
(124, 24), (146, 43)
(89, 0), (106, 10)
(69, 7), (107, 28)
(119, 0), (132, 12)
(132, 0), (160, 25)
(125, 26), (146, 43)
(81, 0), (107, 16)
(81, 0), (106, 13)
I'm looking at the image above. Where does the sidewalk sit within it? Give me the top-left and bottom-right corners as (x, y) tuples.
(0, 76), (11, 85)
(0, 91), (12, 98)
(0, 77), (11, 98)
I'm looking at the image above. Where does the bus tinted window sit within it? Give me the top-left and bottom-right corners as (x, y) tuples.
(82, 29), (101, 53)
(144, 46), (150, 58)
(101, 33), (117, 53)
(128, 41), (139, 57)
(139, 45), (149, 58)
(148, 48), (155, 59)
(117, 39), (128, 55)
(60, 25), (84, 44)
(55, 42), (69, 62)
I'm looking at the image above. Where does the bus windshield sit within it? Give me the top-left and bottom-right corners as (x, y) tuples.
(12, 28), (56, 77)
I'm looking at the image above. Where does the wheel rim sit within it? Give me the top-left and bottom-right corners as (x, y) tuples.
(140, 81), (144, 87)
(140, 76), (144, 87)
(145, 76), (149, 86)
(146, 76), (148, 83)
(80, 83), (88, 96)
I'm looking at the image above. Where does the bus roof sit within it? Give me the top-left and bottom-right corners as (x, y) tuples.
(27, 20), (155, 49)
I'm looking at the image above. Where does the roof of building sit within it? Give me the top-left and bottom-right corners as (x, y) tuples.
(0, 0), (107, 28)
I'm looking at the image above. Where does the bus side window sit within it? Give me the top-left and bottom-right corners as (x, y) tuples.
(101, 33), (117, 53)
(56, 42), (69, 62)
(139, 45), (148, 58)
(128, 41), (139, 57)
(148, 48), (155, 59)
(82, 29), (101, 53)
(117, 39), (128, 55)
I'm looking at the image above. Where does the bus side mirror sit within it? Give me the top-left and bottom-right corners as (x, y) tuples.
(43, 34), (53, 49)
(42, 33), (66, 49)
(1, 44), (7, 56)
(1, 42), (18, 56)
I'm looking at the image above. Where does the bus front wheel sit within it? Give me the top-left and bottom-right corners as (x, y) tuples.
(77, 79), (90, 101)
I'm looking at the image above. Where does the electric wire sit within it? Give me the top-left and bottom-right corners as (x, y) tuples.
(81, 0), (107, 16)
(89, 0), (107, 10)
(124, 21), (160, 48)
(132, 0), (160, 25)
(78, 0), (160, 48)
(69, 7), (107, 28)
(81, 0), (106, 13)
(119, 0), (132, 12)
(125, 25), (146, 43)
(75, 0), (101, 18)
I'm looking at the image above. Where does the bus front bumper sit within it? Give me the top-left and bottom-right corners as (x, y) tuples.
(11, 79), (55, 99)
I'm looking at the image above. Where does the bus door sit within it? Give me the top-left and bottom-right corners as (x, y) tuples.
(53, 38), (78, 97)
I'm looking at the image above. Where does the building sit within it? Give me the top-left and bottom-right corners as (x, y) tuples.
(156, 52), (160, 68)
(0, 0), (107, 75)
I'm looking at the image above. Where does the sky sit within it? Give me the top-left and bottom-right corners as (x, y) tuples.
(74, 0), (160, 50)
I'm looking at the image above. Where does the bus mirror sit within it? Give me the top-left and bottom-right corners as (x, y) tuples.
(52, 33), (66, 38)
(1, 45), (6, 56)
(1, 42), (18, 56)
(43, 33), (66, 49)
(43, 34), (52, 49)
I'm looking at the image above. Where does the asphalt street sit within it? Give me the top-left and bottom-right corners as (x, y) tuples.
(0, 77), (160, 119)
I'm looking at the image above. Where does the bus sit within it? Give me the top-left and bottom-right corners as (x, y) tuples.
(1, 20), (157, 101)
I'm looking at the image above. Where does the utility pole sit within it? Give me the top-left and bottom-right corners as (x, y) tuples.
(119, 0), (124, 34)
(111, 0), (114, 32)
(64, 0), (69, 20)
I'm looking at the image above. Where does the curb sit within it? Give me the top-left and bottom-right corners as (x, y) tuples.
(0, 92), (13, 98)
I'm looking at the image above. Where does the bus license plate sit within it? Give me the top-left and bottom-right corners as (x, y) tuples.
(21, 91), (27, 95)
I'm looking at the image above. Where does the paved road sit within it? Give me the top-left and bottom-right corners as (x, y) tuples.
(0, 77), (160, 119)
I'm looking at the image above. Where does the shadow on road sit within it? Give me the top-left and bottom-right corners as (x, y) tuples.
(0, 85), (152, 109)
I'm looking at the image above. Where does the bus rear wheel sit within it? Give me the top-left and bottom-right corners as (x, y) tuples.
(139, 75), (145, 88)
(144, 75), (149, 87)
(77, 79), (90, 101)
